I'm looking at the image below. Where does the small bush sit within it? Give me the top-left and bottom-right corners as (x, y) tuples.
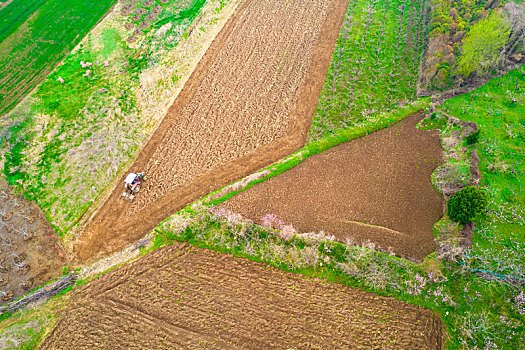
(447, 186), (489, 224)
(465, 129), (480, 146)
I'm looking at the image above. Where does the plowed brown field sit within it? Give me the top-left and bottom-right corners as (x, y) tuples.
(75, 0), (350, 263)
(40, 243), (444, 349)
(219, 112), (444, 260)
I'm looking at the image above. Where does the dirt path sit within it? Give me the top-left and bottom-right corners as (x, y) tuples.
(74, 0), (351, 263)
(219, 112), (444, 260)
(40, 243), (444, 349)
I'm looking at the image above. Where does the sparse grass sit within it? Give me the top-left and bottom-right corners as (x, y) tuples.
(0, 294), (66, 350)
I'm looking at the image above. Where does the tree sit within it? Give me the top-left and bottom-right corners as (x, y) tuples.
(456, 11), (511, 78)
(447, 186), (489, 224)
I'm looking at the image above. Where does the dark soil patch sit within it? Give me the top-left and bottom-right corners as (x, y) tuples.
(219, 112), (444, 261)
(41, 243), (443, 349)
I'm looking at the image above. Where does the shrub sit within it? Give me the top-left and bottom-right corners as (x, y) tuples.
(447, 186), (489, 224)
(466, 129), (480, 146)
(456, 12), (511, 78)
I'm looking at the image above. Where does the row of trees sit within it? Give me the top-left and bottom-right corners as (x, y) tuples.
(421, 0), (525, 91)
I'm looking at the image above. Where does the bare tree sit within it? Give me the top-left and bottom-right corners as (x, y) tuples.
(504, 3), (525, 55)
(11, 196), (20, 208)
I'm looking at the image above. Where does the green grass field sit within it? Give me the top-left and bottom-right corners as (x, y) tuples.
(308, 0), (426, 141)
(441, 67), (525, 282)
(0, 0), (117, 115)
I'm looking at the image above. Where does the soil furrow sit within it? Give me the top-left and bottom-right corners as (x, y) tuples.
(75, 0), (351, 263)
(41, 243), (443, 349)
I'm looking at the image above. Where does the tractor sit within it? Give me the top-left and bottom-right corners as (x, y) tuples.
(121, 172), (144, 202)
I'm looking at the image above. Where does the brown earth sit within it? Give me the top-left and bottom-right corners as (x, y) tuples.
(219, 112), (444, 261)
(40, 243), (444, 349)
(75, 0), (351, 263)
(0, 179), (66, 306)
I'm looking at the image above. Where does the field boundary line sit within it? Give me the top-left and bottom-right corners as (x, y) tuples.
(0, 274), (76, 315)
(202, 99), (430, 209)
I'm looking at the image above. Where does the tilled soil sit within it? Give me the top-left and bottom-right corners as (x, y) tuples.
(0, 179), (66, 306)
(75, 0), (351, 263)
(40, 243), (443, 349)
(219, 112), (444, 260)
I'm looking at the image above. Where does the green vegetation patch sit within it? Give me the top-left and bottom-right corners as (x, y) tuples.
(421, 0), (524, 90)
(447, 186), (488, 224)
(440, 66), (525, 282)
(308, 0), (426, 141)
(0, 0), (117, 114)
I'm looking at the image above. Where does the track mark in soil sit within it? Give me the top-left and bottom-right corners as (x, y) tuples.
(75, 0), (351, 263)
(41, 243), (444, 349)
(219, 112), (444, 260)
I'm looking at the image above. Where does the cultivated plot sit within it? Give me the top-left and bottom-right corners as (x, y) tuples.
(219, 112), (444, 260)
(76, 0), (350, 262)
(0, 179), (65, 306)
(41, 243), (443, 349)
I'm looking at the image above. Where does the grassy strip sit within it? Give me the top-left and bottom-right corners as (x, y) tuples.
(206, 98), (430, 207)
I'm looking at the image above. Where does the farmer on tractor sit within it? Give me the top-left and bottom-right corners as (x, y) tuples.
(121, 172), (144, 202)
